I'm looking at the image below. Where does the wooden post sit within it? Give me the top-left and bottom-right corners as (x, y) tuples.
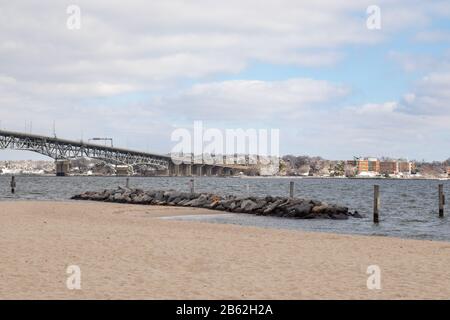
(373, 185), (380, 223)
(289, 181), (294, 198)
(439, 184), (444, 218)
(189, 179), (194, 194)
(125, 177), (130, 188)
(10, 175), (16, 194)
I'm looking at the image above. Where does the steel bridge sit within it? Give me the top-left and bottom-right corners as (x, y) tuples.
(0, 129), (249, 176)
(0, 129), (170, 168)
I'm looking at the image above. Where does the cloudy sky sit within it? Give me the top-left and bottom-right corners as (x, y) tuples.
(1, 0), (450, 161)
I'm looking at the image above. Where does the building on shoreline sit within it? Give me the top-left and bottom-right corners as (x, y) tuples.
(380, 161), (398, 175)
(346, 157), (379, 176)
(346, 157), (415, 176)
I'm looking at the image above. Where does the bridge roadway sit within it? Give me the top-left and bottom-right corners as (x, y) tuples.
(0, 129), (248, 176)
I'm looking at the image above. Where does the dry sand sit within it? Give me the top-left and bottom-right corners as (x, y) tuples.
(0, 201), (449, 299)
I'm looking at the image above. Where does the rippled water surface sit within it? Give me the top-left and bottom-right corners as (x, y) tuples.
(1, 176), (449, 241)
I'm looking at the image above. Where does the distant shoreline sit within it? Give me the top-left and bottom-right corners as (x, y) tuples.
(0, 173), (448, 181)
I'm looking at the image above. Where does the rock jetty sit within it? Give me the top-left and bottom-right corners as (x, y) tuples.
(71, 187), (362, 220)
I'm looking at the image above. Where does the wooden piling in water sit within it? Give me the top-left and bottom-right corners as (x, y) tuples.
(190, 179), (194, 194)
(10, 175), (16, 194)
(373, 185), (380, 223)
(439, 184), (444, 218)
(289, 181), (294, 198)
(125, 177), (130, 188)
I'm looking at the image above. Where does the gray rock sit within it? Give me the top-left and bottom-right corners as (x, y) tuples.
(113, 193), (124, 201)
(167, 192), (182, 203)
(219, 199), (234, 210)
(240, 199), (258, 212)
(186, 194), (208, 207)
(229, 201), (238, 211)
(154, 191), (165, 201)
(169, 197), (182, 205)
(131, 195), (144, 204)
(292, 202), (313, 218)
(141, 195), (152, 203)
(176, 199), (187, 206)
(311, 204), (328, 214)
(263, 199), (284, 214)
(330, 213), (349, 220)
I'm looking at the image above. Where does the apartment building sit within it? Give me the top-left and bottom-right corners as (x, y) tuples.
(347, 157), (414, 176)
(398, 161), (414, 174)
(347, 157), (380, 174)
(379, 161), (398, 175)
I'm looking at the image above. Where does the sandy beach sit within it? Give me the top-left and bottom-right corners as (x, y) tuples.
(0, 201), (449, 299)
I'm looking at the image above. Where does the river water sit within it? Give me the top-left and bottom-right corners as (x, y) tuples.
(1, 175), (449, 242)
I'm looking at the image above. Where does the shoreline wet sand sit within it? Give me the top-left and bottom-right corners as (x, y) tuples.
(1, 201), (450, 299)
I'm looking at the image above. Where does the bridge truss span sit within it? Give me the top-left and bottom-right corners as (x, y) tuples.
(0, 130), (170, 169)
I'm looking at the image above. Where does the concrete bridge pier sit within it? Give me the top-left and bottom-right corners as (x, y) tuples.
(212, 166), (224, 176)
(168, 163), (195, 176)
(168, 163), (239, 177)
(222, 168), (234, 176)
(168, 163), (181, 176)
(183, 163), (192, 176)
(178, 164), (185, 176)
(55, 160), (70, 176)
(179, 164), (185, 176)
(179, 163), (192, 176)
(193, 164), (204, 176)
(204, 165), (213, 176)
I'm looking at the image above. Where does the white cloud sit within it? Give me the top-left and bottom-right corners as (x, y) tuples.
(399, 70), (450, 115)
(350, 102), (398, 115)
(0, 0), (415, 89)
(0, 0), (445, 98)
(161, 78), (349, 121)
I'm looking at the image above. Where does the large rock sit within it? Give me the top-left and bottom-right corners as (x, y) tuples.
(240, 199), (258, 213)
(113, 192), (124, 202)
(291, 202), (313, 218)
(311, 204), (327, 214)
(330, 213), (349, 220)
(154, 191), (165, 201)
(167, 191), (182, 203)
(186, 194), (209, 207)
(262, 199), (284, 214)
